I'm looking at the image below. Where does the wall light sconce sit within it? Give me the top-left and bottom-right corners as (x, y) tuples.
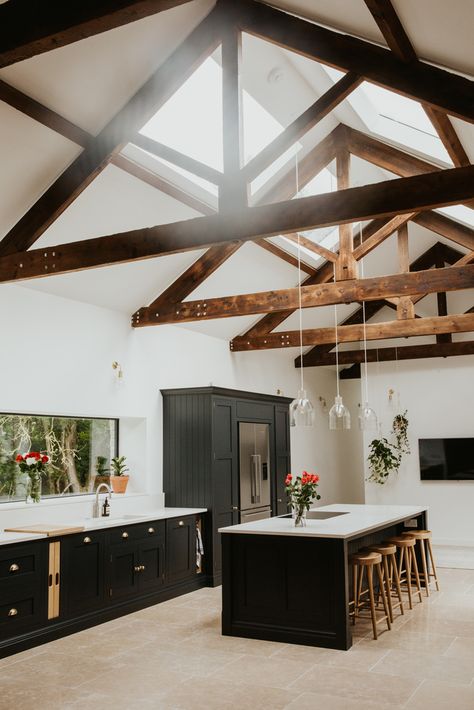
(112, 361), (124, 384)
(388, 388), (395, 402)
(318, 396), (327, 412)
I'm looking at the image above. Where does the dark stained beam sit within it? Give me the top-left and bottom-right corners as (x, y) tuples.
(0, 6), (223, 257)
(363, 0), (470, 167)
(255, 240), (316, 274)
(220, 23), (247, 210)
(231, 312), (474, 351)
(132, 133), (223, 186)
(111, 154), (216, 215)
(243, 73), (361, 183)
(413, 212), (474, 252)
(3, 165), (474, 284)
(316, 341), (474, 369)
(132, 241), (243, 326)
(134, 265), (474, 327)
(0, 79), (91, 147)
(0, 0), (194, 69)
(238, 0), (474, 122)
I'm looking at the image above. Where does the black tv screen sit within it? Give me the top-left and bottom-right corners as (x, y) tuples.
(419, 438), (474, 480)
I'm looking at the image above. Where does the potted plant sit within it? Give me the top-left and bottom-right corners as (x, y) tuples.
(367, 437), (401, 484)
(110, 455), (129, 494)
(94, 456), (110, 490)
(285, 471), (321, 526)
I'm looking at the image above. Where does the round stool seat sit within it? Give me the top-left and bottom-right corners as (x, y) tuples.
(351, 551), (382, 565)
(367, 543), (397, 556)
(402, 530), (432, 540)
(387, 536), (416, 548)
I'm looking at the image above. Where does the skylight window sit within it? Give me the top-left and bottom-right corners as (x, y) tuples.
(140, 55), (297, 195)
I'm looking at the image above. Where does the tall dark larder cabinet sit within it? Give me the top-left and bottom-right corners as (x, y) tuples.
(162, 387), (292, 586)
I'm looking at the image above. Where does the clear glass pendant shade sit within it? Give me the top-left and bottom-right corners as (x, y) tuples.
(329, 395), (351, 430)
(358, 402), (378, 431)
(289, 389), (315, 427)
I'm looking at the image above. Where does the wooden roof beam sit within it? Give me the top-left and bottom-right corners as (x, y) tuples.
(316, 341), (474, 369)
(0, 0), (194, 69)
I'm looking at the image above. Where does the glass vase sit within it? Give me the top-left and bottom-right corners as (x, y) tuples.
(293, 505), (307, 527)
(26, 473), (42, 504)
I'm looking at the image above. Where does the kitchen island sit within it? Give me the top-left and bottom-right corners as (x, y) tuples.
(219, 503), (427, 650)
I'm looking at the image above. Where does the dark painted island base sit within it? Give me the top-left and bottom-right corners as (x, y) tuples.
(221, 510), (427, 650)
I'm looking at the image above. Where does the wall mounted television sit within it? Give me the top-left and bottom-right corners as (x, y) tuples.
(419, 438), (474, 480)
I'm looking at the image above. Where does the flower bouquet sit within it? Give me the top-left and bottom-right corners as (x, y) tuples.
(15, 452), (50, 503)
(285, 471), (321, 526)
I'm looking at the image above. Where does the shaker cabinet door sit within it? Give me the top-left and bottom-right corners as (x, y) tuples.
(61, 532), (106, 616)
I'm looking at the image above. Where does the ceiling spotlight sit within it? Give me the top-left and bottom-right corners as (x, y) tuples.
(267, 67), (284, 84)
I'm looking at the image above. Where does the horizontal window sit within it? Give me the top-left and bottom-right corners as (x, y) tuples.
(0, 413), (118, 503)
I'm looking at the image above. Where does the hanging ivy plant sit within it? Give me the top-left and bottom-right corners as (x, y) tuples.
(367, 437), (401, 485)
(392, 410), (410, 455)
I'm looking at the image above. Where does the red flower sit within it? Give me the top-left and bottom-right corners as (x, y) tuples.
(15, 454), (24, 462)
(312, 475), (319, 483)
(285, 474), (292, 486)
(41, 455), (49, 464)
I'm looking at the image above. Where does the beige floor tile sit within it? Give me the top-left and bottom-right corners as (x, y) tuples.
(159, 676), (295, 710)
(444, 635), (474, 659)
(370, 647), (474, 685)
(209, 654), (314, 689)
(290, 665), (422, 706)
(402, 613), (474, 637)
(0, 644), (47, 669)
(0, 682), (95, 710)
(284, 692), (404, 710)
(356, 628), (455, 654)
(273, 641), (389, 671)
(77, 666), (191, 706)
(186, 629), (288, 657)
(405, 679), (474, 710)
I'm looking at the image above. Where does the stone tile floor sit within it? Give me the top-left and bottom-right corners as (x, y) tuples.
(1, 567), (474, 709)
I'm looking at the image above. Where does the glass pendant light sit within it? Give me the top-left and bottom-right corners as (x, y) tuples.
(289, 156), (315, 428)
(329, 266), (351, 430)
(358, 257), (378, 431)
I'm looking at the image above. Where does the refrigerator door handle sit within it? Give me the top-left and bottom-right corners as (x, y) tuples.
(251, 454), (261, 504)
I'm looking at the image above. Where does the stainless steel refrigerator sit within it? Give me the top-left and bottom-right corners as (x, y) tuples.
(239, 422), (271, 523)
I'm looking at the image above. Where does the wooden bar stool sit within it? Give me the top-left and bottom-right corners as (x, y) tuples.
(402, 530), (440, 595)
(387, 536), (423, 609)
(350, 551), (391, 640)
(366, 543), (404, 623)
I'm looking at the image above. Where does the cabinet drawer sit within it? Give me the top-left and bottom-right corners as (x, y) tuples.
(108, 521), (165, 544)
(0, 543), (43, 585)
(0, 587), (44, 635)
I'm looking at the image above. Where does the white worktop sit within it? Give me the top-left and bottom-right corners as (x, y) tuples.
(219, 503), (427, 539)
(0, 507), (206, 546)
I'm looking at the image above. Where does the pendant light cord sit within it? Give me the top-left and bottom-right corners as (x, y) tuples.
(296, 156), (304, 392)
(333, 263), (340, 398)
(361, 250), (369, 405)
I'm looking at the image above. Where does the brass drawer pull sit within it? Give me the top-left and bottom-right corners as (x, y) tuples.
(134, 565), (141, 572)
(178, 521), (184, 527)
(9, 563), (20, 573)
(122, 531), (129, 539)
(8, 608), (18, 617)
(83, 537), (92, 544)
(148, 527), (155, 534)
(140, 564), (146, 572)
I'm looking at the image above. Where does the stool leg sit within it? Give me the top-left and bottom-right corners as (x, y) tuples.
(376, 562), (391, 631)
(382, 555), (394, 623)
(357, 562), (364, 616)
(427, 539), (440, 591)
(405, 548), (413, 610)
(410, 547), (423, 603)
(419, 539), (430, 597)
(390, 553), (405, 615)
(367, 565), (378, 640)
(352, 563), (358, 624)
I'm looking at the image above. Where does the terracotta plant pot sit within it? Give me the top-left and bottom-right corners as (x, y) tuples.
(94, 475), (110, 490)
(110, 475), (129, 494)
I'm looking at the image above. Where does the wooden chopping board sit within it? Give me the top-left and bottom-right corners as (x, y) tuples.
(5, 523), (85, 536)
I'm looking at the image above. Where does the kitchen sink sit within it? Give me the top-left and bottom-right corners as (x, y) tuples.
(281, 511), (349, 520)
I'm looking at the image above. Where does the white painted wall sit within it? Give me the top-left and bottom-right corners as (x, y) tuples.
(359, 358), (474, 546)
(0, 283), (346, 525)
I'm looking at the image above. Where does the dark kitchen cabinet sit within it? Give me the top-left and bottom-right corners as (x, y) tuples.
(61, 531), (107, 616)
(0, 514), (202, 660)
(162, 387), (292, 585)
(166, 515), (195, 584)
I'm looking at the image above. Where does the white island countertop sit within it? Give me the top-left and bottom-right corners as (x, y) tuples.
(0, 507), (207, 545)
(219, 503), (427, 539)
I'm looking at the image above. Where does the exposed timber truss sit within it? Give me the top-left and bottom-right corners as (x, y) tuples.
(0, 0), (473, 371)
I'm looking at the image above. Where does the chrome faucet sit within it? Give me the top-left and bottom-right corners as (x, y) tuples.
(93, 483), (112, 518)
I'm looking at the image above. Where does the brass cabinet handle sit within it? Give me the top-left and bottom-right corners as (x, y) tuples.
(277, 498), (282, 503)
(178, 521), (184, 527)
(232, 506), (238, 511)
(8, 608), (18, 617)
(122, 531), (129, 539)
(134, 565), (141, 572)
(9, 563), (20, 573)
(140, 565), (146, 572)
(148, 527), (155, 534)
(83, 536), (92, 544)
